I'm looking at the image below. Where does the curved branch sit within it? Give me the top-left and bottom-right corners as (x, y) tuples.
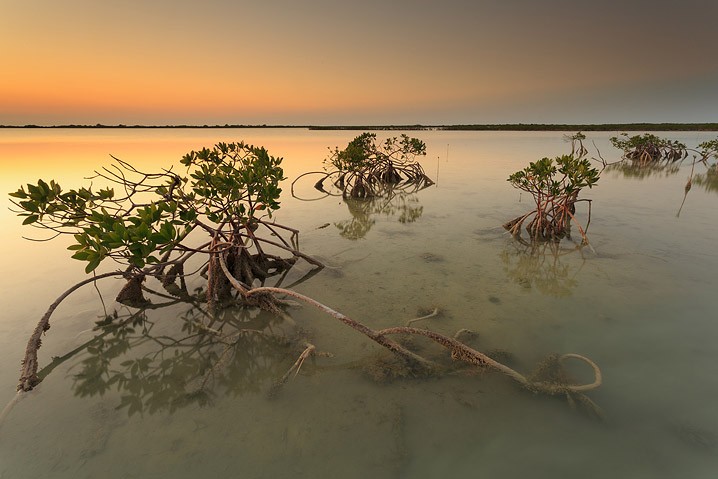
(377, 327), (601, 395)
(17, 270), (126, 392)
(290, 171), (333, 199)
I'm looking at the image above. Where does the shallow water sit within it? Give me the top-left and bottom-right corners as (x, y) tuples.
(1, 129), (717, 478)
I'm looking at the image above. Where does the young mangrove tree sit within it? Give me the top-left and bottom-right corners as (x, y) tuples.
(504, 133), (601, 244)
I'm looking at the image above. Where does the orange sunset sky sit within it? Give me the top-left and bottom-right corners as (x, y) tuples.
(1, 0), (717, 126)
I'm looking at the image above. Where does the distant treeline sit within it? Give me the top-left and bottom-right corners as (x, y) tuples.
(309, 123), (718, 131)
(2, 123), (717, 131)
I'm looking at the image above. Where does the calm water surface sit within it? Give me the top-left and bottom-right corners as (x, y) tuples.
(0, 129), (716, 478)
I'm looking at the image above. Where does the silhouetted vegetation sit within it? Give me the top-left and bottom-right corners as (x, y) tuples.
(309, 123), (718, 132)
(5, 122), (718, 131)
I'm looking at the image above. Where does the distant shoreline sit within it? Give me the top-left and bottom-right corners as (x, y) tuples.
(1, 123), (717, 131)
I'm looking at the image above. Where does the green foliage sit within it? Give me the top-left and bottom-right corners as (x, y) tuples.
(325, 133), (427, 172)
(9, 180), (114, 227)
(180, 142), (285, 224)
(11, 178), (181, 272)
(697, 138), (718, 161)
(505, 134), (601, 243)
(11, 142), (286, 273)
(508, 154), (599, 199)
(314, 133), (432, 199)
(326, 132), (375, 171)
(610, 133), (687, 163)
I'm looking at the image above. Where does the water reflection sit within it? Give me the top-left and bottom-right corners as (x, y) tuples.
(500, 241), (587, 297)
(605, 160), (681, 180)
(692, 163), (718, 194)
(68, 298), (296, 416)
(4, 130), (718, 478)
(335, 189), (424, 240)
(291, 174), (427, 240)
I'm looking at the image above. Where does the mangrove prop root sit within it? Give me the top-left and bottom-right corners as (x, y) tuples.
(216, 249), (285, 316)
(18, 271), (126, 392)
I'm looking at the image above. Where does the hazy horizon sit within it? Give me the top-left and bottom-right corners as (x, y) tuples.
(2, 0), (717, 126)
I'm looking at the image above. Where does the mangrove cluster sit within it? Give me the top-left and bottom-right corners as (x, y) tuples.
(5, 134), (617, 422)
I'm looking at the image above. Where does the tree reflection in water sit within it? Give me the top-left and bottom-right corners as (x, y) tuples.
(500, 240), (588, 298)
(605, 161), (682, 180)
(63, 292), (301, 416)
(692, 163), (718, 194)
(335, 187), (424, 240)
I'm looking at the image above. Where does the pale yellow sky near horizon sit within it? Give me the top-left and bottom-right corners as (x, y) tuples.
(1, 0), (717, 125)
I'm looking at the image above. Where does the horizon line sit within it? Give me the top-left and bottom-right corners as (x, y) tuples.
(1, 122), (718, 131)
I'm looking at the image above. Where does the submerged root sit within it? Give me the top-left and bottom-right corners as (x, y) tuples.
(239, 283), (603, 417)
(670, 423), (718, 451)
(16, 248), (603, 423)
(485, 349), (516, 366)
(528, 353), (571, 385)
(363, 351), (436, 384)
(405, 307), (440, 327)
(527, 353), (605, 419)
(376, 327), (602, 415)
(267, 343), (317, 398)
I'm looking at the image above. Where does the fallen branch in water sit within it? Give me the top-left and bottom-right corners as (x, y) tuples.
(10, 240), (604, 422)
(216, 258), (603, 416)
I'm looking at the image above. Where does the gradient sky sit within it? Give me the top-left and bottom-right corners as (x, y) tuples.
(1, 0), (717, 125)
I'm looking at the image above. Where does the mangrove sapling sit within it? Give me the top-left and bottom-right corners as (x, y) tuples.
(292, 132), (435, 199)
(10, 141), (323, 392)
(504, 149), (600, 245)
